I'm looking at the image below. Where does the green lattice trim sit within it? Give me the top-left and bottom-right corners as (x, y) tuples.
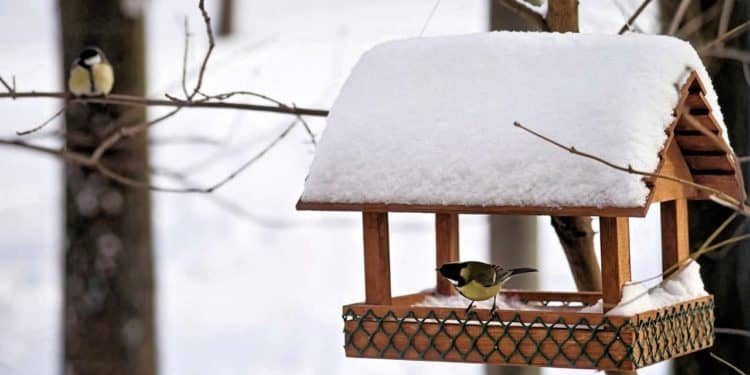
(342, 298), (714, 370)
(632, 299), (714, 367)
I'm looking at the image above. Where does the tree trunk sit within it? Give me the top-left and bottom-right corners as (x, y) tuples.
(219, 0), (235, 37)
(60, 1), (155, 375)
(547, 0), (579, 32)
(675, 2), (750, 374)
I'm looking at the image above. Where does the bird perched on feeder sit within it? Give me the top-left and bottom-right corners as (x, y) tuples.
(437, 261), (537, 313)
(68, 46), (114, 97)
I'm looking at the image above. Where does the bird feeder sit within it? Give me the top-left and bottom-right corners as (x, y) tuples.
(296, 33), (743, 371)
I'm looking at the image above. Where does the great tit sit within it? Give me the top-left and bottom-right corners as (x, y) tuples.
(437, 261), (537, 313)
(68, 47), (114, 96)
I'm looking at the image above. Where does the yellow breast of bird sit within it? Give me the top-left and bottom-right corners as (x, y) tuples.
(92, 63), (114, 95)
(456, 280), (501, 301)
(68, 65), (91, 96)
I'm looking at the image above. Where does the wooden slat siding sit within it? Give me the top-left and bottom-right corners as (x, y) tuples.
(675, 114), (719, 131)
(676, 134), (722, 152)
(297, 200), (648, 217)
(684, 92), (709, 109)
(363, 212), (392, 305)
(684, 154), (734, 172)
(660, 199), (690, 276)
(599, 217), (631, 312)
(694, 174), (744, 199)
(435, 214), (459, 295)
(651, 140), (698, 202)
(345, 319), (635, 370)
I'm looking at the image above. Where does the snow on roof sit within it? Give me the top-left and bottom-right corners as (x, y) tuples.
(300, 32), (726, 209)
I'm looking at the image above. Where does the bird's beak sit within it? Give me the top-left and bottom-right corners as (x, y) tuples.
(435, 267), (440, 271)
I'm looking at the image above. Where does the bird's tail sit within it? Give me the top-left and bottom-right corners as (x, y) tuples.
(507, 267), (537, 277)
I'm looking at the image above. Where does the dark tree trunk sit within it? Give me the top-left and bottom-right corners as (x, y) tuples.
(59, 1), (155, 375)
(219, 0), (235, 37)
(675, 2), (750, 375)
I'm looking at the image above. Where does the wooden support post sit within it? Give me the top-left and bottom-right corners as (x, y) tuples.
(599, 217), (631, 312)
(436, 213), (460, 295)
(363, 212), (392, 305)
(661, 199), (690, 274)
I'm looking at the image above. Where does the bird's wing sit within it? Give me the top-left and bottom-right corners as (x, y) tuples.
(467, 262), (497, 287)
(494, 266), (516, 285)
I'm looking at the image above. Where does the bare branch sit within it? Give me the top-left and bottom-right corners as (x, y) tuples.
(16, 104), (66, 136)
(711, 352), (747, 375)
(718, 0), (736, 41)
(702, 46), (750, 63)
(181, 16), (191, 99)
(190, 0), (215, 99)
(676, 1), (723, 39)
(202, 119), (298, 193)
(699, 19), (750, 53)
(0, 75), (15, 95)
(496, 0), (550, 31)
(715, 327), (750, 339)
(0, 91), (329, 116)
(668, 0), (693, 36)
(618, 0), (655, 35)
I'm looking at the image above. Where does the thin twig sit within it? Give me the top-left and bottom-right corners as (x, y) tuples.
(718, 0), (736, 43)
(202, 120), (298, 193)
(715, 327), (750, 339)
(703, 47), (750, 63)
(711, 352), (747, 375)
(618, 0), (655, 34)
(181, 16), (191, 99)
(676, 1), (723, 39)
(418, 0), (441, 36)
(91, 107), (181, 163)
(16, 104), (66, 136)
(668, 0), (692, 36)
(190, 0), (215, 99)
(0, 75), (15, 95)
(496, 0), (549, 31)
(699, 19), (750, 53)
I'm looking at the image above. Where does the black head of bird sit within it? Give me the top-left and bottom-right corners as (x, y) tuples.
(77, 47), (106, 68)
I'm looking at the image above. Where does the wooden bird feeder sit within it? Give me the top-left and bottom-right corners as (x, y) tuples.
(296, 33), (743, 371)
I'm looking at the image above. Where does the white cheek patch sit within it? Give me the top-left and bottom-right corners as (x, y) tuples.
(85, 55), (102, 66)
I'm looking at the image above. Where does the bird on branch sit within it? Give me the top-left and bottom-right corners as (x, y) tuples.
(68, 46), (114, 97)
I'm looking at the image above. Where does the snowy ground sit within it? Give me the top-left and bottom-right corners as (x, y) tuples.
(0, 1), (670, 374)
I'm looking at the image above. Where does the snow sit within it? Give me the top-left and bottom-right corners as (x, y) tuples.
(416, 261), (708, 317)
(607, 260), (708, 316)
(0, 1), (690, 375)
(301, 32), (726, 209)
(416, 291), (603, 314)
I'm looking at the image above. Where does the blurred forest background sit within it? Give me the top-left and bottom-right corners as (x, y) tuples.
(0, 0), (747, 375)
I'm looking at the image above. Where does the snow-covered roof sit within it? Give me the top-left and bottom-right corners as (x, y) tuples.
(299, 32), (735, 214)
